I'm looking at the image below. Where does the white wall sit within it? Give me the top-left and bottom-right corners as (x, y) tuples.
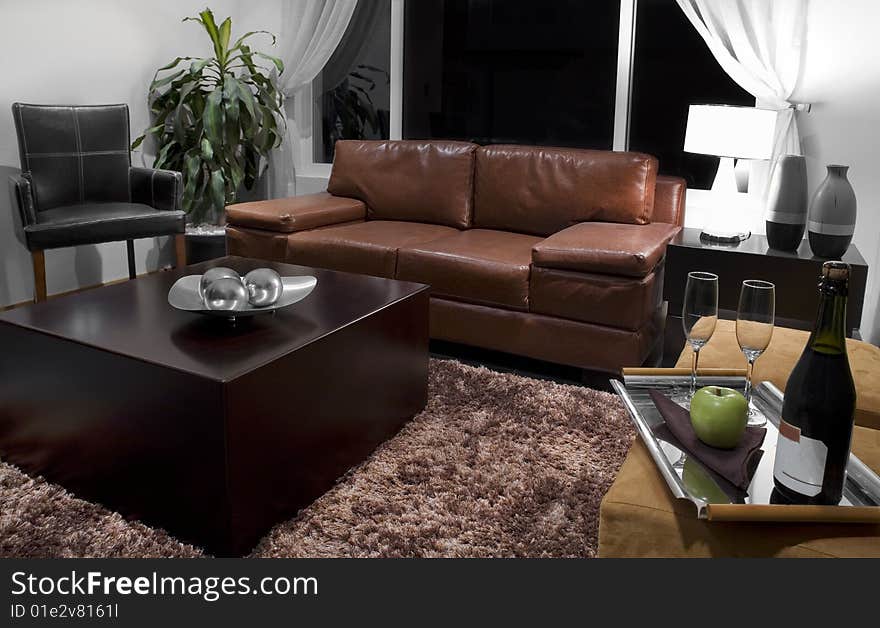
(793, 0), (880, 344)
(0, 0), (282, 306)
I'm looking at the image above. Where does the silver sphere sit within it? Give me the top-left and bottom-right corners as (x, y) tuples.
(203, 277), (249, 311)
(199, 267), (241, 298)
(244, 268), (283, 307)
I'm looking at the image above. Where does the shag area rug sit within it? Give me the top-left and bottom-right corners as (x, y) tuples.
(0, 359), (634, 558)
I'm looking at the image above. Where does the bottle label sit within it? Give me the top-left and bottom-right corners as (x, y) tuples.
(773, 418), (828, 497)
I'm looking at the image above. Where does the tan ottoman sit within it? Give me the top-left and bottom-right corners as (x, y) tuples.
(598, 321), (880, 557)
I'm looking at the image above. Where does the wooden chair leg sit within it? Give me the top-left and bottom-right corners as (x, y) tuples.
(174, 234), (187, 268)
(32, 250), (47, 302)
(126, 240), (136, 280)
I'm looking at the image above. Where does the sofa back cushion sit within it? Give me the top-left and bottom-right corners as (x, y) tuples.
(328, 140), (477, 229)
(473, 145), (659, 236)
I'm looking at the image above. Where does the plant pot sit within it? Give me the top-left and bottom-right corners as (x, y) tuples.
(808, 165), (857, 259)
(765, 154), (807, 251)
(185, 224), (227, 264)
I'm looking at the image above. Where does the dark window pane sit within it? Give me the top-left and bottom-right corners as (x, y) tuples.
(404, 0), (620, 149)
(628, 0), (753, 189)
(314, 0), (392, 164)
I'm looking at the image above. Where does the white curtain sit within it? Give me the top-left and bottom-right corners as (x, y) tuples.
(268, 0), (358, 198)
(676, 0), (808, 190)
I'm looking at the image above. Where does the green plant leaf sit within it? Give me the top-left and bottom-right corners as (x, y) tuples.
(231, 30), (276, 51)
(243, 145), (258, 189)
(234, 81), (259, 134)
(200, 138), (213, 160)
(222, 76), (241, 149)
(228, 152), (245, 191)
(181, 151), (202, 212)
(203, 85), (224, 145)
(189, 57), (212, 75)
(254, 52), (284, 74)
(153, 56), (196, 73)
(218, 17), (232, 57)
(153, 139), (178, 170)
(130, 123), (165, 151)
(197, 9), (224, 62)
(210, 166), (226, 212)
(149, 69), (185, 92)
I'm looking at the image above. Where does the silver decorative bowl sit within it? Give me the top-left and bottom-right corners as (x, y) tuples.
(168, 274), (317, 319)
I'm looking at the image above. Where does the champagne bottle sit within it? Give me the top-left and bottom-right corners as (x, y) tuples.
(772, 261), (857, 505)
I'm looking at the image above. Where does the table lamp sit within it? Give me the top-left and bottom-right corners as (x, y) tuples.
(684, 104), (778, 242)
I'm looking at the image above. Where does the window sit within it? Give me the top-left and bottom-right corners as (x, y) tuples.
(627, 0), (753, 189)
(403, 0), (621, 149)
(298, 0), (752, 197)
(312, 0), (392, 164)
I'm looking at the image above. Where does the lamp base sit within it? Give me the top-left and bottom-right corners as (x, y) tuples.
(699, 229), (751, 244)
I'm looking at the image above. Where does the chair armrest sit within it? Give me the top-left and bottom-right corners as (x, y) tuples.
(532, 222), (681, 278)
(8, 172), (37, 229)
(226, 192), (366, 233)
(130, 167), (182, 211)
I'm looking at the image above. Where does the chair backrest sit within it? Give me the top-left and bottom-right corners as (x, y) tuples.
(12, 103), (131, 212)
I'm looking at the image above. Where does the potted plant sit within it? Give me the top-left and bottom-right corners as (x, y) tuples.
(133, 8), (285, 260)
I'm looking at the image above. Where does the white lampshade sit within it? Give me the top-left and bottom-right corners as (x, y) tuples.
(684, 105), (777, 160)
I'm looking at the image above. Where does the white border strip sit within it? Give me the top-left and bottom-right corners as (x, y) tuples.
(613, 0), (637, 151)
(390, 0), (405, 140)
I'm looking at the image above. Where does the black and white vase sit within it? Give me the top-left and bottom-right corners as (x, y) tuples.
(808, 165), (857, 259)
(765, 154), (807, 251)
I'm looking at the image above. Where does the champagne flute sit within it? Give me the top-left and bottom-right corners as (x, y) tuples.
(682, 272), (719, 400)
(736, 280), (775, 426)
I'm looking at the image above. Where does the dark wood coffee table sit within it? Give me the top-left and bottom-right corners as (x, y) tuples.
(0, 256), (429, 555)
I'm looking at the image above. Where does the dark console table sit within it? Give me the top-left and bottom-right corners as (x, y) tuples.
(662, 228), (868, 365)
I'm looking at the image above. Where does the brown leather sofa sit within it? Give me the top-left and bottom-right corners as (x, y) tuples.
(226, 140), (686, 373)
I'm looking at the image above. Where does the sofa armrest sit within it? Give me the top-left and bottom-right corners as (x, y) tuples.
(653, 175), (686, 227)
(532, 222), (681, 278)
(130, 167), (182, 211)
(226, 192), (366, 233)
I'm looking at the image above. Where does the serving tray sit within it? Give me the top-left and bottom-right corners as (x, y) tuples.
(610, 368), (880, 523)
(168, 274), (317, 319)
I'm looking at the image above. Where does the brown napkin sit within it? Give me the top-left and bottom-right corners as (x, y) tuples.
(649, 390), (766, 490)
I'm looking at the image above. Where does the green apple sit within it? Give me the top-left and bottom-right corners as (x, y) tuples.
(689, 386), (748, 449)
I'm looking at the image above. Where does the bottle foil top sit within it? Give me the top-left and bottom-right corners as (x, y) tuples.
(822, 261), (850, 282)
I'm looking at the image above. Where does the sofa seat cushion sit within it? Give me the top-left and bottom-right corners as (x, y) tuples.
(530, 265), (663, 331)
(226, 192), (365, 233)
(532, 222), (680, 278)
(397, 229), (542, 311)
(286, 220), (459, 278)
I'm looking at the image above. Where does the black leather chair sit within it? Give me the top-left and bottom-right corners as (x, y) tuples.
(9, 103), (187, 301)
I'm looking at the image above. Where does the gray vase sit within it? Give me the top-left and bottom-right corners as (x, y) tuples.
(808, 165), (857, 259)
(765, 154), (808, 251)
